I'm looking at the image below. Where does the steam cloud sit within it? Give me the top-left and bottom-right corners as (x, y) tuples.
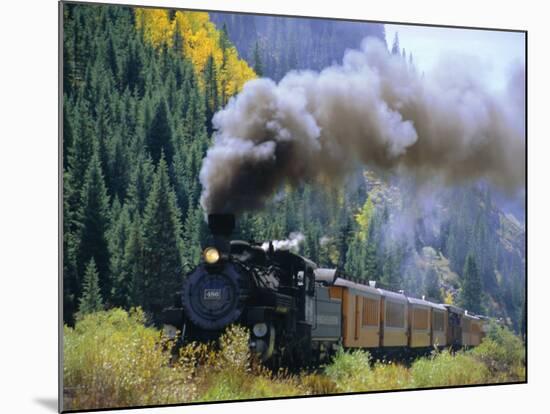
(261, 232), (305, 252)
(200, 38), (525, 215)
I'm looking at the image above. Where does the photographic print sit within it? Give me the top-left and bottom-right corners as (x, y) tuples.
(60, 1), (526, 411)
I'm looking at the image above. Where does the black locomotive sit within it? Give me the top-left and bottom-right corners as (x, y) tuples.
(160, 214), (342, 366)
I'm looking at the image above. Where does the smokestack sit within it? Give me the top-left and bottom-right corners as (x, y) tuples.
(207, 214), (235, 253)
(208, 214), (235, 236)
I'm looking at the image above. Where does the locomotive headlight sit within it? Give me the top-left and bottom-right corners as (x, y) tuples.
(253, 322), (268, 338)
(203, 247), (220, 264)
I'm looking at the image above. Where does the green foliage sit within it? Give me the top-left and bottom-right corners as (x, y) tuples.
(121, 217), (146, 306)
(78, 259), (104, 316)
(62, 4), (214, 323)
(460, 254), (483, 314)
(108, 206), (132, 307)
(146, 99), (173, 165)
(324, 349), (412, 392)
(63, 169), (80, 324)
(410, 350), (490, 387)
(471, 322), (525, 380)
(203, 54), (219, 129)
(182, 205), (206, 270)
(324, 348), (372, 392)
(78, 150), (111, 302)
(253, 41), (263, 77)
(355, 196), (374, 241)
(424, 267), (442, 302)
(126, 155), (154, 218)
(381, 241), (406, 289)
(209, 12), (386, 81)
(141, 157), (184, 311)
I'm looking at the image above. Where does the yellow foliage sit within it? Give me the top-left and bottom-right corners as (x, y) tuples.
(355, 196), (374, 241)
(135, 8), (256, 103)
(63, 308), (196, 410)
(135, 8), (172, 48)
(443, 289), (454, 305)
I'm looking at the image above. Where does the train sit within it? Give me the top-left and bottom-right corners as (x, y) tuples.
(160, 214), (489, 366)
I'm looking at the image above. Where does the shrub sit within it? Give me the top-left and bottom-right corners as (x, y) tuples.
(64, 311), (525, 411)
(368, 361), (412, 390)
(195, 325), (306, 400)
(218, 324), (251, 372)
(470, 322), (525, 381)
(63, 308), (195, 410)
(411, 349), (490, 387)
(324, 348), (373, 392)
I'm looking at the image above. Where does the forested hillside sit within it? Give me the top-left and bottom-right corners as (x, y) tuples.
(62, 4), (254, 323)
(62, 4), (525, 333)
(209, 12), (386, 80)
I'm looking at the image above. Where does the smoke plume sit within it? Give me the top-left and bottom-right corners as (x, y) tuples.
(261, 232), (305, 252)
(200, 38), (525, 215)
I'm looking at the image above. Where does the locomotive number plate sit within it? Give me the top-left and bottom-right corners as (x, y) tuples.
(203, 288), (222, 300)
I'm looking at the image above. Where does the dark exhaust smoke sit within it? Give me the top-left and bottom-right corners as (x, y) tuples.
(199, 38), (525, 215)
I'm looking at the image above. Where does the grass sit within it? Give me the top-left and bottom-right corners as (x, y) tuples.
(63, 310), (526, 411)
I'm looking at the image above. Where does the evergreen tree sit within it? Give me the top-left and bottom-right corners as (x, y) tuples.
(109, 204), (132, 307)
(67, 99), (96, 189)
(304, 223), (321, 264)
(381, 244), (400, 289)
(253, 41), (263, 76)
(63, 101), (74, 170)
(172, 18), (184, 54)
(125, 39), (144, 95)
(108, 130), (130, 201)
(106, 34), (120, 87)
(122, 216), (146, 307)
(146, 99), (174, 165)
(126, 154), (155, 218)
(408, 52), (414, 70)
(424, 267), (442, 302)
(403, 265), (422, 297)
(344, 234), (365, 277)
(141, 156), (184, 312)
(203, 54), (219, 132)
(391, 32), (400, 55)
(219, 23), (231, 51)
(460, 253), (482, 314)
(63, 169), (80, 324)
(182, 206), (205, 270)
(78, 150), (111, 303)
(287, 42), (298, 71)
(78, 258), (104, 315)
(364, 221), (379, 281)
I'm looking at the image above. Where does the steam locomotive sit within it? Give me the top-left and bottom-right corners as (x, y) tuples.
(161, 214), (488, 366)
